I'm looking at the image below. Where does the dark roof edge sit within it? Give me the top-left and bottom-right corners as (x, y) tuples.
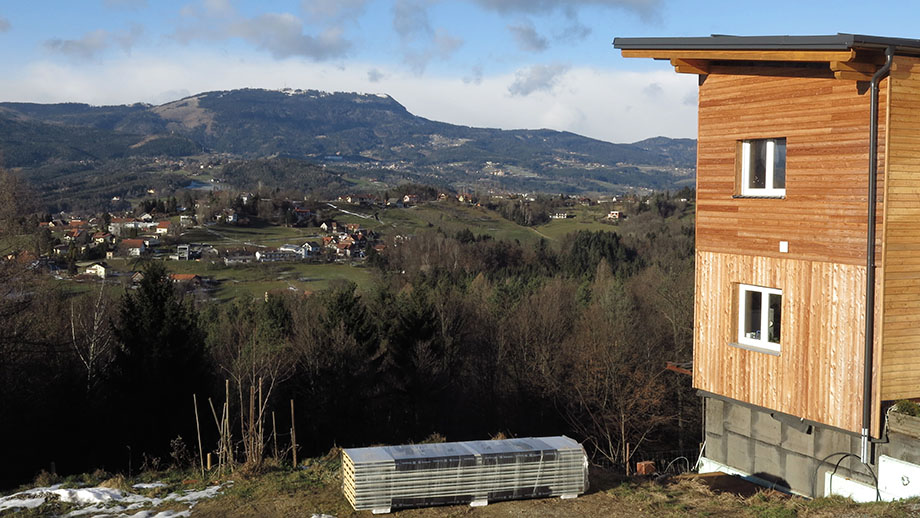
(613, 33), (920, 53)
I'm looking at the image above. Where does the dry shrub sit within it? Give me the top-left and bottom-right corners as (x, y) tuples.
(99, 474), (130, 491)
(418, 432), (446, 444)
(33, 469), (61, 488)
(321, 446), (342, 462)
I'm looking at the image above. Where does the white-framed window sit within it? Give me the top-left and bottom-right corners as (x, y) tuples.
(737, 284), (782, 353)
(740, 138), (786, 196)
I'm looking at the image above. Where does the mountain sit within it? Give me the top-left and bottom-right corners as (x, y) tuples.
(0, 88), (696, 206)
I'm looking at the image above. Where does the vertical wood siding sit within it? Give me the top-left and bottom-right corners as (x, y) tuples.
(880, 55), (920, 402)
(694, 250), (867, 433)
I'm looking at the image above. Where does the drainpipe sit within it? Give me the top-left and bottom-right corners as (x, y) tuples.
(861, 46), (894, 465)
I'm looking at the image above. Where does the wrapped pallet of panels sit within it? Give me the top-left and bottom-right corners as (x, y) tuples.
(342, 436), (588, 514)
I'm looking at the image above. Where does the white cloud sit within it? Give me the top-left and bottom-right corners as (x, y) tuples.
(367, 68), (384, 82)
(0, 17), (11, 32)
(556, 20), (590, 42)
(303, 0), (369, 22)
(390, 0), (462, 73)
(508, 64), (569, 96)
(230, 13), (351, 59)
(392, 0), (433, 39)
(44, 25), (143, 60)
(0, 52), (696, 143)
(463, 64), (483, 85)
(508, 21), (548, 52)
(202, 0), (234, 17)
(174, 2), (350, 61)
(471, 0), (661, 21)
(643, 82), (663, 97)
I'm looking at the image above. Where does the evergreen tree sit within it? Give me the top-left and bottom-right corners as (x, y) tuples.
(109, 262), (209, 465)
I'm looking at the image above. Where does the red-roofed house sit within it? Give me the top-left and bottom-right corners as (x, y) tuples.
(120, 239), (146, 257)
(156, 221), (172, 235)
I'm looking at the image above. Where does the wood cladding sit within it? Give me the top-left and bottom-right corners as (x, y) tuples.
(696, 72), (886, 265)
(879, 55), (920, 402)
(693, 251), (868, 433)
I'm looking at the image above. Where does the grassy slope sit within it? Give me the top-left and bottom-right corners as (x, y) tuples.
(5, 456), (918, 518)
(189, 460), (919, 518)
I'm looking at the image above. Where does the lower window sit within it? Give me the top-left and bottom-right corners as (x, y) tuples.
(737, 284), (782, 353)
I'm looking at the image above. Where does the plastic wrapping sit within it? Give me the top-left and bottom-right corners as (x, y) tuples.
(342, 436), (588, 513)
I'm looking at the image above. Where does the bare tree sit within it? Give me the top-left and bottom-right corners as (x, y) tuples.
(207, 298), (297, 467)
(556, 269), (672, 466)
(70, 283), (115, 392)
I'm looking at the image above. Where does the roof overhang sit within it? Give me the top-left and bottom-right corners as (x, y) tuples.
(613, 34), (920, 80)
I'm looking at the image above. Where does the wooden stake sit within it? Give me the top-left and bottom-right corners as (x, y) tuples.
(225, 380), (231, 474)
(207, 452), (212, 471)
(291, 399), (297, 467)
(272, 411), (278, 460)
(625, 443), (631, 477)
(258, 377), (263, 458)
(239, 383), (247, 461)
(194, 394), (204, 477)
(248, 384), (255, 462)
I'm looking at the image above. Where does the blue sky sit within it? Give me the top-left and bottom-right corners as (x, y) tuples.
(1, 0), (919, 143)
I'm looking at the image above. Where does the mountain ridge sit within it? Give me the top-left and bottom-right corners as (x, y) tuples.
(0, 88), (696, 206)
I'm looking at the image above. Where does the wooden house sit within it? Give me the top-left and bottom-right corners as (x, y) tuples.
(615, 34), (920, 499)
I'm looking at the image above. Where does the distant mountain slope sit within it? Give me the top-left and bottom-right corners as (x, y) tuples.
(0, 115), (199, 167)
(0, 88), (696, 198)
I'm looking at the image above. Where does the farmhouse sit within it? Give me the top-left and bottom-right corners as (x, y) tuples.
(84, 262), (109, 279)
(120, 239), (146, 257)
(616, 33), (920, 499)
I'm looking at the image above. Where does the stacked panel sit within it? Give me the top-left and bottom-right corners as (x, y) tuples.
(342, 436), (588, 513)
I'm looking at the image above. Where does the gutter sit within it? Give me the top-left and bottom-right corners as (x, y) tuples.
(861, 45), (895, 465)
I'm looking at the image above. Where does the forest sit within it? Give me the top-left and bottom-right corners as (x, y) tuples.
(0, 191), (696, 490)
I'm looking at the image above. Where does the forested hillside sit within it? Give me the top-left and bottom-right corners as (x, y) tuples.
(0, 194), (695, 489)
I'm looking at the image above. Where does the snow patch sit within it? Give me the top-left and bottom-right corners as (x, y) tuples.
(0, 482), (229, 517)
(133, 482), (167, 489)
(0, 496), (45, 511)
(52, 487), (123, 504)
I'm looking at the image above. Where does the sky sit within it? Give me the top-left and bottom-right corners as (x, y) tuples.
(1, 1), (920, 144)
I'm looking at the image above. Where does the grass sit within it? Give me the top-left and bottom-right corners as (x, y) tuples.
(533, 206), (620, 241)
(179, 220), (321, 248)
(7, 457), (920, 518)
(45, 257), (374, 303)
(164, 261), (375, 301)
(379, 203), (544, 244)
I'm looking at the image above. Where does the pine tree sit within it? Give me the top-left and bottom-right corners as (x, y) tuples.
(109, 262), (210, 464)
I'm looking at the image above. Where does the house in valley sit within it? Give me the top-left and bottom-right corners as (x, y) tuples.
(616, 33), (920, 500)
(120, 238), (146, 257)
(84, 262), (109, 279)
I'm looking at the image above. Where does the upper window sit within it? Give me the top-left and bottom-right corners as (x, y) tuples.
(737, 284), (782, 354)
(740, 138), (786, 197)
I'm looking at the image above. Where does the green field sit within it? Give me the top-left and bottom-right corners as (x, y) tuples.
(179, 222), (322, 248)
(533, 206), (620, 241)
(165, 261), (374, 301)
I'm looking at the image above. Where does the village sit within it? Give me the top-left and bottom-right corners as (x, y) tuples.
(6, 188), (640, 300)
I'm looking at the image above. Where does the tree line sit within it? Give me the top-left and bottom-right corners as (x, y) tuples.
(0, 199), (696, 489)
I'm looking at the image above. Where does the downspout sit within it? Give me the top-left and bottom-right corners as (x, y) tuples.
(861, 46), (894, 465)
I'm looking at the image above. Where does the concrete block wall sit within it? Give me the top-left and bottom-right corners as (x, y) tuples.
(703, 395), (874, 497)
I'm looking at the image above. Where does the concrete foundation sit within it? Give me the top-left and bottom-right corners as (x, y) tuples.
(701, 393), (920, 498)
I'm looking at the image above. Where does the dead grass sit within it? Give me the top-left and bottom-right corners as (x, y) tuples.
(13, 461), (920, 518)
(187, 462), (920, 518)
